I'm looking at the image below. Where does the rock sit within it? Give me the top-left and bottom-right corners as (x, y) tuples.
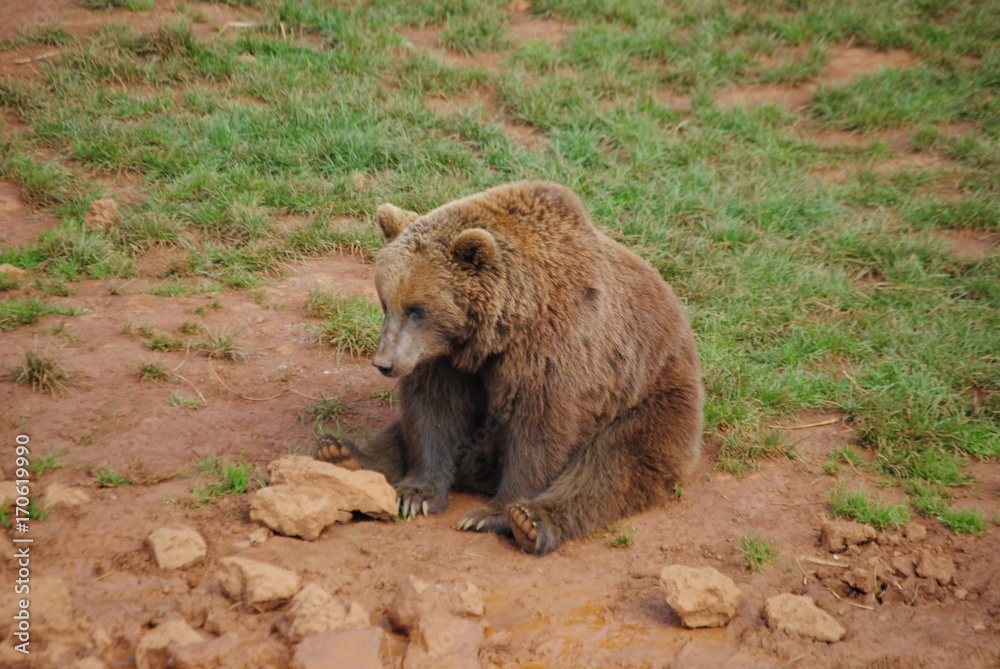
(388, 576), (486, 633)
(266, 455), (398, 518)
(659, 565), (741, 629)
(217, 557), (300, 605)
(0, 263), (29, 277)
(39, 483), (91, 510)
(821, 519), (877, 553)
(248, 527), (269, 545)
(905, 522), (928, 542)
(84, 198), (121, 231)
(147, 526), (207, 570)
(842, 568), (878, 594)
(916, 552), (956, 585)
(149, 590), (217, 629)
(890, 556), (916, 578)
(280, 583), (369, 643)
(764, 594), (846, 643)
(0, 481), (18, 507)
(955, 588), (968, 601)
(165, 632), (284, 669)
(404, 616), (483, 669)
(250, 487), (352, 541)
(292, 628), (387, 669)
(135, 620), (205, 669)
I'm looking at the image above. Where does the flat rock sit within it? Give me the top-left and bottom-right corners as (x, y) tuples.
(659, 565), (741, 629)
(404, 615), (483, 669)
(388, 576), (486, 633)
(916, 552), (956, 585)
(84, 198), (121, 231)
(40, 483), (91, 510)
(217, 557), (300, 605)
(147, 526), (207, 570)
(250, 486), (352, 541)
(135, 620), (205, 669)
(266, 455), (398, 519)
(820, 519), (877, 553)
(764, 593), (845, 643)
(280, 583), (369, 642)
(166, 632), (285, 669)
(292, 628), (387, 669)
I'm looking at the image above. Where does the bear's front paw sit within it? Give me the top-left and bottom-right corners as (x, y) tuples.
(457, 505), (510, 533)
(509, 503), (561, 556)
(395, 482), (447, 518)
(314, 435), (355, 463)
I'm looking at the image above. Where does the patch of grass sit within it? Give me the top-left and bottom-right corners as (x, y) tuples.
(0, 298), (75, 331)
(715, 427), (790, 476)
(176, 320), (204, 335)
(35, 277), (76, 297)
(92, 465), (134, 487)
(33, 448), (68, 475)
(908, 481), (988, 535)
(740, 531), (778, 573)
(167, 392), (202, 409)
(0, 507), (8, 529)
(143, 331), (187, 352)
(188, 455), (261, 506)
(304, 288), (382, 357)
(78, 0), (155, 10)
(605, 525), (637, 549)
(138, 361), (171, 382)
(0, 272), (21, 292)
(300, 393), (351, 434)
(13, 349), (77, 395)
(828, 486), (911, 531)
(196, 327), (250, 360)
(367, 388), (398, 404)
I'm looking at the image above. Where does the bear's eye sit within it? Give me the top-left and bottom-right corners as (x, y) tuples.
(407, 305), (425, 322)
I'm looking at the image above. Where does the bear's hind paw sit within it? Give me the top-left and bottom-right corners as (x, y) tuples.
(509, 504), (560, 556)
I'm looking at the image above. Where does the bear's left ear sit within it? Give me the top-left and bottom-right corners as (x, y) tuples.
(376, 204), (419, 242)
(451, 228), (498, 270)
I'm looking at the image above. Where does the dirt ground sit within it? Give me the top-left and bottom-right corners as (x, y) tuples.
(1, 3), (999, 668)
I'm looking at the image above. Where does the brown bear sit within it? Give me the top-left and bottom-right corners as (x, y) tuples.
(318, 181), (703, 555)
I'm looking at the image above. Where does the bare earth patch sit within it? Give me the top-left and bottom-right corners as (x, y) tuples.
(0, 180), (60, 246)
(937, 229), (1000, 261)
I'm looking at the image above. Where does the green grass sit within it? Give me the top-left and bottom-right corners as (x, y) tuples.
(604, 525), (637, 550)
(740, 531), (778, 573)
(304, 288), (382, 357)
(188, 455), (262, 506)
(0, 0), (995, 535)
(138, 361), (171, 382)
(33, 448), (68, 475)
(13, 349), (77, 395)
(197, 327), (250, 360)
(829, 485), (912, 531)
(92, 465), (134, 487)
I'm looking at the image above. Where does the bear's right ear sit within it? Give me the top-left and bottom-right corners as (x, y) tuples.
(451, 228), (498, 271)
(376, 204), (419, 242)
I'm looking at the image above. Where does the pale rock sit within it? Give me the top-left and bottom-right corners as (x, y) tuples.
(40, 483), (92, 510)
(388, 576), (486, 633)
(217, 557), (300, 605)
(292, 628), (387, 669)
(916, 552), (956, 585)
(147, 526), (207, 570)
(248, 527), (269, 545)
(659, 565), (741, 629)
(0, 263), (29, 277)
(904, 522), (928, 542)
(135, 620), (205, 669)
(890, 555), (915, 578)
(820, 519), (877, 553)
(0, 481), (18, 507)
(764, 593), (845, 643)
(165, 632), (284, 669)
(84, 198), (120, 231)
(266, 455), (397, 518)
(250, 486), (352, 540)
(280, 583), (369, 642)
(32, 577), (94, 651)
(403, 615), (483, 669)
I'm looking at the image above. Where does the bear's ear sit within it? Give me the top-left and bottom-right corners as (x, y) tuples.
(376, 204), (419, 241)
(451, 228), (498, 270)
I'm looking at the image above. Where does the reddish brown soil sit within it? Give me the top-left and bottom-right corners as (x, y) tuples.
(1, 4), (998, 668)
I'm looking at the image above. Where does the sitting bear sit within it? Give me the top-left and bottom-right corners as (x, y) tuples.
(319, 181), (703, 555)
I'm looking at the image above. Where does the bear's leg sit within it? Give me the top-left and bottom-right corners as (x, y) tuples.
(394, 361), (488, 517)
(315, 421), (407, 483)
(508, 386), (702, 555)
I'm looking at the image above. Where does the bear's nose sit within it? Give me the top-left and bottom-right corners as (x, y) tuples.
(374, 361), (394, 377)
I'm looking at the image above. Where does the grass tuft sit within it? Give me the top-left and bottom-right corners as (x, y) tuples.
(828, 486), (911, 531)
(304, 288), (382, 357)
(13, 349), (77, 395)
(740, 531), (778, 573)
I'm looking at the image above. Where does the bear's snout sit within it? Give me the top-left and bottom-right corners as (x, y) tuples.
(373, 360), (394, 377)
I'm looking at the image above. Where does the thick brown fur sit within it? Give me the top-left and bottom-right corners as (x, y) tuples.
(323, 181), (703, 555)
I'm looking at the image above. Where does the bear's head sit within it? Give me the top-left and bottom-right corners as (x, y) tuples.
(370, 203), (499, 378)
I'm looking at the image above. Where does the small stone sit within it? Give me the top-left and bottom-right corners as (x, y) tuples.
(250, 486), (352, 540)
(280, 583), (369, 643)
(248, 527), (269, 545)
(955, 589), (968, 601)
(904, 523), (928, 542)
(879, 531), (903, 546)
(820, 519), (877, 553)
(292, 628), (387, 669)
(659, 565), (741, 629)
(0, 263), (28, 277)
(764, 594), (846, 643)
(135, 620), (205, 669)
(388, 576), (486, 633)
(266, 455), (398, 518)
(84, 198), (120, 231)
(0, 481), (18, 507)
(147, 526), (207, 570)
(890, 556), (916, 578)
(842, 568), (878, 594)
(404, 616), (483, 669)
(972, 622), (987, 632)
(217, 557), (300, 605)
(39, 483), (91, 510)
(916, 552), (956, 585)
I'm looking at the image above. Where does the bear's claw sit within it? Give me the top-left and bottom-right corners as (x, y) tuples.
(457, 505), (509, 533)
(395, 482), (447, 519)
